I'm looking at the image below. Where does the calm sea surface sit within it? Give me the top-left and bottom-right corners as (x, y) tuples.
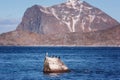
(0, 46), (120, 80)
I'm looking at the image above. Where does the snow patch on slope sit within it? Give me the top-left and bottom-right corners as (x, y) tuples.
(40, 8), (51, 14)
(51, 8), (60, 20)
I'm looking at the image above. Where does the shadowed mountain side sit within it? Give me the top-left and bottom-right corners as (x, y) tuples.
(0, 25), (120, 46)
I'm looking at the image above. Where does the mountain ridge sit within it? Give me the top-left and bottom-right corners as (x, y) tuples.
(0, 0), (120, 46)
(0, 24), (120, 46)
(17, 1), (119, 34)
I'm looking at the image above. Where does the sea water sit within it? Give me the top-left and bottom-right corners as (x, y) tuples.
(0, 46), (120, 80)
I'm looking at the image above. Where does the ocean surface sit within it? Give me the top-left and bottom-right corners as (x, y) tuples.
(0, 46), (120, 80)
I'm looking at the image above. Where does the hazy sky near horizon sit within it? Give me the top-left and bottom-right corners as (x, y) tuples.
(0, 0), (120, 34)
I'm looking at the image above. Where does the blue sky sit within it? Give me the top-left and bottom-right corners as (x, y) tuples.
(0, 0), (120, 34)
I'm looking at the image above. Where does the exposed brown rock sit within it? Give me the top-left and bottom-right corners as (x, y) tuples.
(0, 25), (120, 46)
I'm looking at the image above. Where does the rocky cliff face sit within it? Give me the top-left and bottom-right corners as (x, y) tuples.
(17, 0), (119, 34)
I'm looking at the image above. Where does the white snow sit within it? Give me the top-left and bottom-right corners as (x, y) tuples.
(79, 5), (83, 13)
(64, 11), (70, 14)
(72, 18), (76, 32)
(64, 21), (73, 32)
(81, 20), (85, 31)
(44, 0), (97, 32)
(67, 0), (81, 9)
(102, 17), (107, 22)
(72, 15), (80, 32)
(51, 8), (60, 20)
(85, 6), (93, 10)
(87, 15), (95, 31)
(88, 26), (92, 31)
(89, 15), (95, 23)
(61, 15), (80, 32)
(40, 8), (51, 14)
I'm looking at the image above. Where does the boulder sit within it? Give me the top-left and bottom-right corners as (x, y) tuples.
(43, 55), (70, 73)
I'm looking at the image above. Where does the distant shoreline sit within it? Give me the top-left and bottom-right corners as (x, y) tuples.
(0, 45), (120, 47)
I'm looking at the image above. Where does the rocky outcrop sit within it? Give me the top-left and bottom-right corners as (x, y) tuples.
(17, 0), (119, 34)
(43, 55), (70, 73)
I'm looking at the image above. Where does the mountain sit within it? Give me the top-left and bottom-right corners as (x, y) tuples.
(0, 25), (120, 46)
(0, 0), (120, 46)
(17, 0), (119, 34)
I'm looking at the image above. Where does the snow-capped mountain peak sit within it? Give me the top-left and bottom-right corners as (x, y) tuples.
(67, 0), (81, 9)
(17, 1), (119, 34)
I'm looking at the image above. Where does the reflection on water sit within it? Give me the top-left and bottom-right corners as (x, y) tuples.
(44, 73), (61, 77)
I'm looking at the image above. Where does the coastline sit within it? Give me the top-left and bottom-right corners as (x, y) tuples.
(0, 45), (120, 47)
